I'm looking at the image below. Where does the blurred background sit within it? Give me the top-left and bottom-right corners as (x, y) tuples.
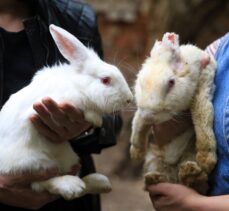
(82, 0), (229, 210)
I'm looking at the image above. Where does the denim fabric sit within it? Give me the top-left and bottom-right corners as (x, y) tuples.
(209, 33), (229, 195)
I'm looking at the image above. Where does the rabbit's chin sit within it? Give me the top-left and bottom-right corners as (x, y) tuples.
(139, 109), (173, 124)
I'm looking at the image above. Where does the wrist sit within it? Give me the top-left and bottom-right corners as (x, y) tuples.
(185, 194), (207, 211)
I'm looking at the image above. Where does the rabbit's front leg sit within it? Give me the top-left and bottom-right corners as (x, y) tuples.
(130, 109), (151, 161)
(84, 111), (102, 127)
(191, 64), (217, 174)
(192, 95), (217, 173)
(144, 144), (169, 185)
(32, 175), (86, 200)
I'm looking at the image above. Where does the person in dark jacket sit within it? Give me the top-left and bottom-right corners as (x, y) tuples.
(0, 0), (122, 210)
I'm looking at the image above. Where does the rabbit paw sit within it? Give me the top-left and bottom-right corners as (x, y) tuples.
(84, 111), (102, 127)
(130, 145), (145, 161)
(178, 161), (208, 193)
(144, 172), (168, 185)
(32, 176), (86, 200)
(82, 173), (112, 194)
(196, 151), (216, 173)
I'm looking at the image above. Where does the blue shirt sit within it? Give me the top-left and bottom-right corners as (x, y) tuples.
(209, 33), (229, 195)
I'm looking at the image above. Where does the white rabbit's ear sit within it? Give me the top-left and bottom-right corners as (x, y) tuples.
(49, 24), (87, 64)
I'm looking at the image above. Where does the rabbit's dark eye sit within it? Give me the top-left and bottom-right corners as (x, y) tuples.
(101, 76), (111, 85)
(168, 79), (175, 88)
(166, 78), (175, 94)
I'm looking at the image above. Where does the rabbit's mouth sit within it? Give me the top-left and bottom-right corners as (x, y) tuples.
(139, 108), (173, 124)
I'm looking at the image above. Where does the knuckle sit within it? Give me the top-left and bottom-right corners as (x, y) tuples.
(59, 129), (70, 139)
(62, 104), (73, 111)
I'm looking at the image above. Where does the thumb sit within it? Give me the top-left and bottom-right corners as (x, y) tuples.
(145, 183), (170, 196)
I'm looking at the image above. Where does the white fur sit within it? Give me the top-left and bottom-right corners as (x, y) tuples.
(163, 128), (194, 165)
(0, 24), (133, 199)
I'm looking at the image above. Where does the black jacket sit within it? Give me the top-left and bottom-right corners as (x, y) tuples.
(0, 0), (122, 210)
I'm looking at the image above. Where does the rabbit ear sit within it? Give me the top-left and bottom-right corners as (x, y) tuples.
(162, 32), (179, 47)
(150, 33), (181, 65)
(150, 40), (162, 56)
(49, 24), (87, 64)
(201, 53), (210, 69)
(162, 32), (181, 63)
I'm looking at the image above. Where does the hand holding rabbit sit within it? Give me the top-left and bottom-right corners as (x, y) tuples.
(0, 168), (59, 209)
(30, 97), (91, 143)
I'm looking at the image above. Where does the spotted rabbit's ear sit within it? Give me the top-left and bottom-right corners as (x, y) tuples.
(201, 53), (210, 69)
(162, 32), (179, 48)
(150, 33), (180, 56)
(150, 40), (161, 56)
(49, 24), (88, 67)
(150, 33), (181, 65)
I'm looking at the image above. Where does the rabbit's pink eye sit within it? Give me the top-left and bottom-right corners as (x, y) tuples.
(101, 77), (111, 85)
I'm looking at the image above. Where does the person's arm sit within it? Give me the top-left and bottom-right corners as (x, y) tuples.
(146, 183), (229, 211)
(205, 37), (222, 58)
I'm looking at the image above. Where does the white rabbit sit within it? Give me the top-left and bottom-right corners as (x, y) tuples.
(130, 32), (216, 194)
(0, 24), (133, 200)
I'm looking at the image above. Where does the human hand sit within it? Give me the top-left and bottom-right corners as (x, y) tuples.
(0, 164), (80, 210)
(0, 169), (59, 209)
(152, 111), (193, 146)
(30, 97), (92, 143)
(146, 183), (205, 211)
